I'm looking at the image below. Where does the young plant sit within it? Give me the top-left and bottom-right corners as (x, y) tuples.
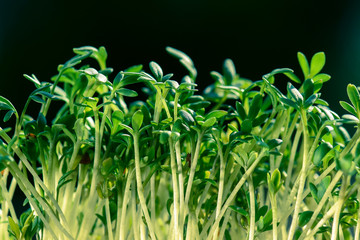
(0, 46), (360, 240)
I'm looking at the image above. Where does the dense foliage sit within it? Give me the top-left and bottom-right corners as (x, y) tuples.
(1, 46), (360, 239)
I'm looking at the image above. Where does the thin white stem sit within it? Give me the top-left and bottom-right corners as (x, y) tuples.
(331, 175), (348, 240)
(248, 176), (256, 240)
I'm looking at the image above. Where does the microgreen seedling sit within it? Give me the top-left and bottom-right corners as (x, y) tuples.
(0, 46), (360, 240)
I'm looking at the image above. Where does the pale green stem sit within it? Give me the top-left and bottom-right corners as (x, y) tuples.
(214, 138), (226, 237)
(105, 197), (114, 240)
(287, 110), (309, 240)
(270, 192), (278, 240)
(298, 171), (343, 240)
(206, 150), (266, 240)
(134, 133), (156, 240)
(131, 180), (140, 240)
(169, 138), (180, 240)
(219, 210), (231, 240)
(331, 175), (348, 240)
(175, 141), (185, 238)
(119, 169), (135, 240)
(0, 176), (18, 223)
(284, 126), (302, 191)
(248, 176), (256, 240)
(305, 201), (341, 239)
(184, 132), (203, 212)
(355, 192), (360, 240)
(150, 175), (156, 233)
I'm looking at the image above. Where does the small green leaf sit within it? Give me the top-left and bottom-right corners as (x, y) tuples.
(241, 119), (252, 134)
(303, 79), (314, 100)
(287, 83), (303, 104)
(205, 110), (228, 120)
(160, 131), (171, 144)
(310, 52), (326, 77)
(299, 211), (313, 227)
(303, 94), (318, 109)
(309, 183), (319, 204)
(266, 139), (283, 149)
(340, 101), (357, 116)
(23, 74), (41, 86)
(270, 169), (282, 194)
(336, 153), (356, 176)
(223, 59), (236, 85)
(280, 97), (298, 110)
(132, 110), (144, 132)
(347, 84), (360, 112)
(3, 110), (15, 122)
(313, 142), (332, 166)
(0, 96), (16, 112)
(188, 101), (211, 110)
(297, 52), (310, 78)
(179, 110), (195, 125)
(284, 71), (301, 83)
(313, 73), (331, 83)
(116, 88), (138, 97)
(229, 205), (249, 221)
(149, 61), (163, 81)
(8, 216), (20, 239)
(202, 117), (217, 128)
(236, 101), (247, 120)
(248, 94), (262, 120)
(166, 46), (197, 79)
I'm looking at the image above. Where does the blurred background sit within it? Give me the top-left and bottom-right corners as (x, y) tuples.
(0, 0), (360, 217)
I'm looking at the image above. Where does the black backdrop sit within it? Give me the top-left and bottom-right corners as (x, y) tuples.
(1, 0), (360, 114)
(1, 0), (360, 213)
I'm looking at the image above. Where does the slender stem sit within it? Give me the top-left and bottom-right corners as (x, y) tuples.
(287, 110), (309, 240)
(331, 175), (348, 240)
(284, 126), (302, 191)
(206, 150), (266, 240)
(119, 169), (135, 240)
(355, 191), (360, 240)
(184, 132), (203, 209)
(248, 175), (256, 240)
(270, 192), (278, 240)
(131, 180), (140, 240)
(169, 138), (180, 240)
(214, 137), (226, 237)
(133, 133), (156, 240)
(298, 171), (343, 240)
(105, 197), (114, 240)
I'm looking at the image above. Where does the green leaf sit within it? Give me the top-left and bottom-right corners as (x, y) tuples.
(304, 94), (318, 109)
(309, 183), (319, 204)
(347, 84), (360, 112)
(271, 168), (282, 194)
(188, 101), (211, 110)
(303, 79), (314, 100)
(336, 153), (356, 176)
(248, 94), (262, 120)
(166, 46), (197, 79)
(236, 101), (247, 120)
(299, 211), (313, 227)
(3, 110), (15, 122)
(313, 73), (331, 83)
(241, 119), (252, 134)
(165, 80), (179, 89)
(160, 131), (171, 144)
(280, 97), (298, 110)
(229, 205), (249, 221)
(297, 52), (310, 78)
(179, 110), (195, 125)
(317, 176), (331, 201)
(223, 58), (236, 85)
(23, 74), (41, 86)
(266, 139), (283, 149)
(149, 61), (163, 81)
(116, 88), (138, 97)
(252, 113), (268, 127)
(8, 216), (20, 239)
(284, 71), (301, 84)
(202, 117), (217, 128)
(132, 110), (144, 132)
(287, 83), (303, 104)
(205, 110), (228, 120)
(0, 96), (16, 112)
(310, 52), (326, 77)
(340, 101), (357, 116)
(313, 142), (332, 167)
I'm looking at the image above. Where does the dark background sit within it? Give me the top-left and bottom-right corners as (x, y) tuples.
(1, 0), (360, 215)
(1, 0), (360, 116)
